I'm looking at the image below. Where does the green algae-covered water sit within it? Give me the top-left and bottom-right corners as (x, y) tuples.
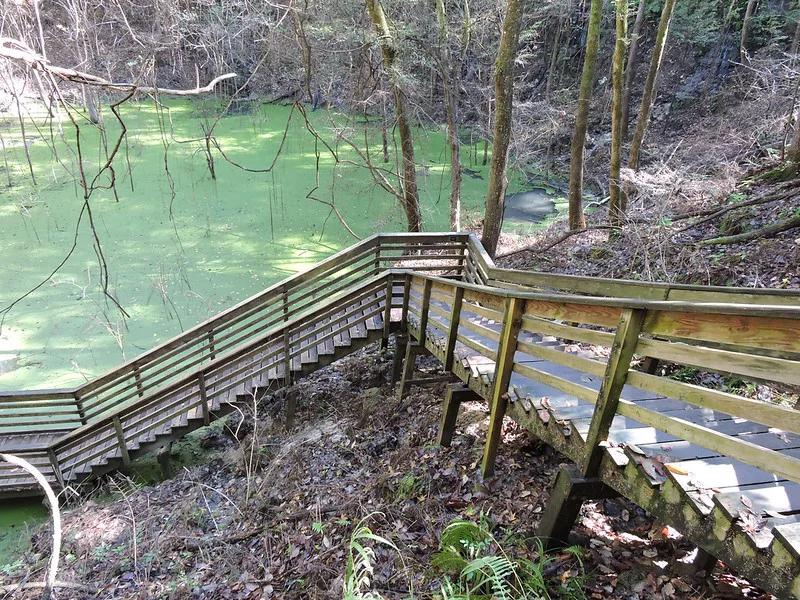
(0, 100), (546, 391)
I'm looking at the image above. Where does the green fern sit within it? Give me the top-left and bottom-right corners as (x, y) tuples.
(343, 513), (412, 600)
(432, 518), (587, 600)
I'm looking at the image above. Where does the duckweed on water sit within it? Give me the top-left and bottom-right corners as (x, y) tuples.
(0, 100), (547, 391)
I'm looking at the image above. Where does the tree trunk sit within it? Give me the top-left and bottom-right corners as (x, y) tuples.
(365, 0), (423, 232)
(740, 0), (759, 61)
(621, 0), (646, 141)
(293, 4), (314, 104)
(791, 1), (800, 57)
(567, 0), (603, 231)
(437, 0), (465, 231)
(609, 0), (628, 225)
(545, 7), (567, 97)
(481, 0), (523, 257)
(628, 0), (678, 172)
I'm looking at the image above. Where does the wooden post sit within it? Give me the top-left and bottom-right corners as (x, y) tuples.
(418, 278), (433, 348)
(456, 244), (466, 279)
(581, 307), (646, 477)
(47, 448), (66, 489)
(398, 342), (422, 400)
(438, 385), (480, 447)
(208, 332), (217, 360)
(443, 286), (465, 372)
(198, 372), (211, 425)
(481, 296), (524, 478)
(391, 335), (409, 385)
(400, 275), (411, 334)
(73, 393), (87, 425)
(282, 284), (290, 322)
(112, 415), (131, 466)
(537, 465), (616, 549)
(134, 366), (144, 398)
(381, 273), (393, 350)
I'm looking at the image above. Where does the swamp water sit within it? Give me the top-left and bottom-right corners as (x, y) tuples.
(0, 101), (557, 392)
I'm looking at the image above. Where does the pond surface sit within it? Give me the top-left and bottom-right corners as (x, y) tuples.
(0, 101), (553, 391)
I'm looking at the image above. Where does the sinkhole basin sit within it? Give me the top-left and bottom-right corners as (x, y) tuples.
(0, 100), (538, 391)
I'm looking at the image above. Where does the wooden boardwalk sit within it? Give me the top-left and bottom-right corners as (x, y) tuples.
(2, 232), (799, 597)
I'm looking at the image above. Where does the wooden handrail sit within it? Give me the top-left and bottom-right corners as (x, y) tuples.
(403, 271), (800, 485)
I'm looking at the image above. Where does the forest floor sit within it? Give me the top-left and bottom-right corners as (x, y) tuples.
(493, 63), (799, 289)
(1, 348), (778, 600)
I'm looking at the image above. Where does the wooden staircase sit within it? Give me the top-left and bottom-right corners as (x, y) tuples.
(2, 232), (800, 597)
(397, 272), (800, 599)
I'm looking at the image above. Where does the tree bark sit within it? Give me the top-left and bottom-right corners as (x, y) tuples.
(699, 212), (800, 245)
(293, 3), (314, 105)
(545, 6), (568, 97)
(481, 0), (523, 257)
(621, 0), (646, 141)
(609, 0), (628, 225)
(437, 0), (467, 231)
(740, 0), (759, 61)
(628, 0), (678, 172)
(567, 0), (603, 231)
(364, 0), (423, 232)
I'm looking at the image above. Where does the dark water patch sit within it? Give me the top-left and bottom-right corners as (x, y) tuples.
(0, 356), (18, 377)
(0, 498), (48, 564)
(504, 189), (556, 224)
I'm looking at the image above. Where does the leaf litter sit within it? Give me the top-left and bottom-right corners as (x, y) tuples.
(5, 345), (778, 599)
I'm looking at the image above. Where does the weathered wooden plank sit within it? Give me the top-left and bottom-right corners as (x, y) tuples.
(644, 311), (800, 355)
(616, 400), (800, 483)
(483, 297), (524, 477)
(512, 362), (598, 404)
(461, 300), (505, 322)
(523, 299), (623, 328)
(635, 338), (800, 387)
(625, 370), (800, 435)
(515, 340), (607, 378)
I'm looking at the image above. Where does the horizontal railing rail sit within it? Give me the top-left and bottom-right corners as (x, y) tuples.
(462, 234), (800, 305)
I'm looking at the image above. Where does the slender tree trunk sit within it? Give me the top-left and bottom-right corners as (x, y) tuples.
(621, 0), (646, 140)
(609, 0), (628, 224)
(567, 0), (603, 231)
(437, 0), (466, 231)
(628, 0), (678, 172)
(481, 0), (523, 257)
(740, 0), (759, 61)
(293, 4), (314, 104)
(545, 8), (567, 97)
(791, 2), (800, 57)
(365, 0), (423, 232)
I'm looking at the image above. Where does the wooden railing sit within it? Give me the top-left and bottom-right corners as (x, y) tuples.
(2, 231), (799, 491)
(401, 271), (800, 482)
(0, 233), (473, 442)
(49, 271), (402, 483)
(461, 234), (800, 305)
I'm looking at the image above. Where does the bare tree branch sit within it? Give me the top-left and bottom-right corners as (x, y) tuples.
(0, 37), (236, 95)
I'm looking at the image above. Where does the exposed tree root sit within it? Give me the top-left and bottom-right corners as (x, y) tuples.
(0, 453), (62, 600)
(699, 212), (800, 245)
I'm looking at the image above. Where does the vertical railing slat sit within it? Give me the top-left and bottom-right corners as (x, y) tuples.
(481, 296), (524, 478)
